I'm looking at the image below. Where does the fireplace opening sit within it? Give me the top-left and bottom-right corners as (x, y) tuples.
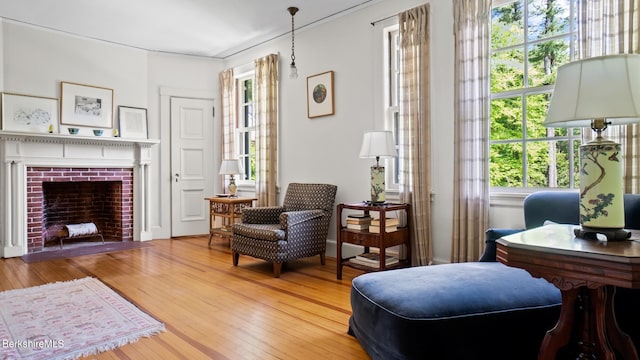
(26, 167), (134, 253)
(42, 181), (125, 247)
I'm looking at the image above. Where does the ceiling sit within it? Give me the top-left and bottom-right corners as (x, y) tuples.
(0, 0), (378, 59)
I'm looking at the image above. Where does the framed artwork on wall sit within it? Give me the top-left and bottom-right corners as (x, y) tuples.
(118, 106), (148, 139)
(60, 81), (113, 129)
(0, 92), (59, 133)
(307, 71), (335, 118)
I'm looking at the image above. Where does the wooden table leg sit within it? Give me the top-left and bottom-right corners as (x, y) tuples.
(584, 286), (615, 360)
(539, 288), (579, 360)
(336, 240), (343, 280)
(539, 286), (639, 360)
(604, 286), (639, 360)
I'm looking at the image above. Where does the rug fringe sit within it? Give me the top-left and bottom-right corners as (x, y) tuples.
(61, 327), (167, 360)
(0, 277), (95, 296)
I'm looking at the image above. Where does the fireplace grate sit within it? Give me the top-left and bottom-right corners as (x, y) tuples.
(58, 222), (105, 249)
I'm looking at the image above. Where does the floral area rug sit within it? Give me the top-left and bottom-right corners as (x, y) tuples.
(0, 277), (165, 359)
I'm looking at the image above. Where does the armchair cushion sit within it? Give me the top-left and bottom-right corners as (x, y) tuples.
(523, 191), (579, 228)
(233, 223), (285, 242)
(283, 184), (336, 213)
(241, 206), (285, 224)
(279, 209), (324, 228)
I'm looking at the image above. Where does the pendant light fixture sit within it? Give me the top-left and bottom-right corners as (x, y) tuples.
(288, 6), (299, 79)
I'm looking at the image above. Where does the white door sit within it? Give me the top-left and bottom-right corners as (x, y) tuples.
(171, 97), (214, 237)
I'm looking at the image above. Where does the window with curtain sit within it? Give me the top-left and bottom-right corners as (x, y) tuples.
(490, 0), (580, 190)
(221, 54), (278, 205)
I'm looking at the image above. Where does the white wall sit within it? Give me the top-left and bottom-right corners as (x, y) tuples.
(428, 0), (457, 263)
(2, 21), (148, 111)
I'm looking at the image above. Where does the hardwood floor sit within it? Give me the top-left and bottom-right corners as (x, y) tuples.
(0, 236), (370, 359)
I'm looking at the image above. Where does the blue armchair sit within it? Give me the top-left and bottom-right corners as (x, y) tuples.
(480, 191), (640, 262)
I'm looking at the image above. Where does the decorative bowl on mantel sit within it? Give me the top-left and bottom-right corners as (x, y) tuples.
(67, 128), (79, 135)
(93, 129), (103, 136)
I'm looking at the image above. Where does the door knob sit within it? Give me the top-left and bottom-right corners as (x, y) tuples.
(175, 173), (179, 182)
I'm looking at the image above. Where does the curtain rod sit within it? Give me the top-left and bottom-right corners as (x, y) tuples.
(371, 14), (396, 26)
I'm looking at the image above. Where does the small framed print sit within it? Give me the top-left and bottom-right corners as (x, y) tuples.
(307, 71), (335, 118)
(118, 106), (148, 139)
(60, 81), (113, 129)
(1, 92), (59, 133)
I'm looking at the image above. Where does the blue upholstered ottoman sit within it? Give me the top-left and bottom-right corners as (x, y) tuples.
(348, 262), (561, 360)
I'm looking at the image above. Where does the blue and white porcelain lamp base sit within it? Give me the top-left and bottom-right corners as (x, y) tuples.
(370, 166), (386, 204)
(575, 135), (630, 241)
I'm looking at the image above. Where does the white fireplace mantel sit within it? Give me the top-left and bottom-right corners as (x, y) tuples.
(0, 131), (159, 258)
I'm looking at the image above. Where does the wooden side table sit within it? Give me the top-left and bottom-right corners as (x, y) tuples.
(204, 196), (256, 247)
(336, 202), (411, 280)
(497, 224), (640, 360)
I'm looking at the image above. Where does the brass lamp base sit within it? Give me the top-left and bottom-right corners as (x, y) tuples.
(228, 175), (237, 197)
(574, 226), (631, 241)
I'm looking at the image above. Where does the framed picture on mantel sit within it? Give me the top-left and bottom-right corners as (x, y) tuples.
(60, 81), (113, 129)
(0, 92), (59, 133)
(118, 106), (148, 139)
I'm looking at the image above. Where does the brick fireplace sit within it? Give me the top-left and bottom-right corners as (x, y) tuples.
(0, 132), (157, 258)
(28, 167), (134, 252)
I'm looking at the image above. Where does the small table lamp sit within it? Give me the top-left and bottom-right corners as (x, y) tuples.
(219, 159), (243, 197)
(359, 131), (397, 204)
(544, 54), (640, 240)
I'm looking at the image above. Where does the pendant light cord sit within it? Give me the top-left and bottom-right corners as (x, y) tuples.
(289, 7), (298, 66)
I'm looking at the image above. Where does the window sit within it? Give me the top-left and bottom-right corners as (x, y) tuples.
(236, 74), (256, 182)
(384, 25), (401, 189)
(490, 0), (580, 190)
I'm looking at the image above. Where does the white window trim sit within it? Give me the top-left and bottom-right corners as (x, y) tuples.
(235, 71), (256, 188)
(384, 24), (400, 194)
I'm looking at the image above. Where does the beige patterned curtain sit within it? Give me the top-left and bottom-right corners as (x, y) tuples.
(219, 68), (235, 191)
(398, 4), (432, 266)
(451, 0), (491, 263)
(578, 0), (640, 193)
(254, 54), (279, 206)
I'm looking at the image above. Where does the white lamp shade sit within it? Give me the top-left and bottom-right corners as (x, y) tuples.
(544, 54), (640, 128)
(218, 159), (243, 175)
(359, 131), (397, 158)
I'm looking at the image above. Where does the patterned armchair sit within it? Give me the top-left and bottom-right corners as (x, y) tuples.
(231, 183), (337, 277)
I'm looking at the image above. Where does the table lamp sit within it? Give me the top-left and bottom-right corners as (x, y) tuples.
(544, 54), (640, 240)
(219, 159), (243, 197)
(359, 131), (397, 204)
